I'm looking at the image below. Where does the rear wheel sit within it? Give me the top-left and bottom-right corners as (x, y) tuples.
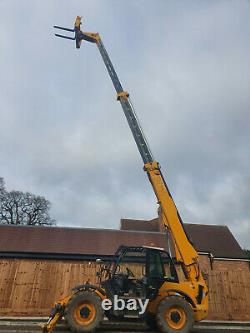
(65, 291), (103, 332)
(156, 297), (194, 333)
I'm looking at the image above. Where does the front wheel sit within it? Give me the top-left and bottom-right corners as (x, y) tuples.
(64, 291), (104, 332)
(156, 297), (194, 333)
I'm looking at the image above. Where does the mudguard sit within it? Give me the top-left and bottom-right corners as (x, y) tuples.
(72, 284), (105, 294)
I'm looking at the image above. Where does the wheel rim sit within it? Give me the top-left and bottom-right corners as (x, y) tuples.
(74, 301), (96, 326)
(165, 305), (186, 330)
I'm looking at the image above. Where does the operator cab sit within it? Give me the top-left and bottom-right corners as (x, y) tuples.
(102, 245), (178, 302)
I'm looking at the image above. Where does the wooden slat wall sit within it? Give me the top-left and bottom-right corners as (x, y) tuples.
(208, 270), (250, 320)
(0, 259), (99, 316)
(0, 259), (249, 320)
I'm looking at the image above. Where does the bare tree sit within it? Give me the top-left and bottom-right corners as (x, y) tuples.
(0, 177), (4, 194)
(0, 178), (6, 218)
(0, 178), (56, 226)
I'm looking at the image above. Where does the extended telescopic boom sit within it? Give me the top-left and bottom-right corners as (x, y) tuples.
(55, 17), (153, 164)
(53, 17), (207, 290)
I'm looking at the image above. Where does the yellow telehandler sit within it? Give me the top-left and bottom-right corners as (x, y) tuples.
(43, 16), (208, 333)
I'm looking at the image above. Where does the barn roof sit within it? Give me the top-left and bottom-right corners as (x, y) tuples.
(0, 221), (246, 259)
(0, 225), (165, 258)
(121, 218), (160, 232)
(121, 218), (246, 259)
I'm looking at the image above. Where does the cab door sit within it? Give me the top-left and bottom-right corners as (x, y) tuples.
(146, 249), (178, 299)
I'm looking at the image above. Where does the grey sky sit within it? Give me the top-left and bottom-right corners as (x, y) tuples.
(0, 1), (249, 248)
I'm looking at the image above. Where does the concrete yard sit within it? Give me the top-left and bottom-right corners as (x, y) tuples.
(0, 318), (250, 333)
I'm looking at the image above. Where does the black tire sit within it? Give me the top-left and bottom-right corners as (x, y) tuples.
(64, 291), (104, 333)
(156, 297), (194, 333)
(144, 312), (158, 330)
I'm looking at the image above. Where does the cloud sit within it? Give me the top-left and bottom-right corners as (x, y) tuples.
(0, 0), (249, 249)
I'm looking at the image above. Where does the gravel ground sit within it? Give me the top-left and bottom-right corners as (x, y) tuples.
(0, 318), (249, 333)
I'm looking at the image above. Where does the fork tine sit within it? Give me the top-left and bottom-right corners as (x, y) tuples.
(54, 25), (75, 32)
(55, 34), (75, 40)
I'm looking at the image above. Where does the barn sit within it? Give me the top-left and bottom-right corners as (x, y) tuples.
(0, 219), (249, 320)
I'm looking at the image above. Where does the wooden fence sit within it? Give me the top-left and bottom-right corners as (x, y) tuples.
(0, 259), (249, 320)
(208, 270), (250, 320)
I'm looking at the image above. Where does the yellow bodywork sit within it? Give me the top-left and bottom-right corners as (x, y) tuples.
(42, 289), (106, 333)
(42, 295), (71, 333)
(147, 281), (208, 321)
(46, 15), (209, 333)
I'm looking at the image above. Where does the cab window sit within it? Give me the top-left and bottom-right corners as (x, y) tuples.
(115, 249), (146, 279)
(148, 250), (178, 281)
(148, 250), (164, 278)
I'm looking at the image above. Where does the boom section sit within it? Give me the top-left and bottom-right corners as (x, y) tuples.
(72, 18), (154, 165)
(96, 39), (154, 164)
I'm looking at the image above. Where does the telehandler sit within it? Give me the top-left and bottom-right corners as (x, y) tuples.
(43, 16), (208, 333)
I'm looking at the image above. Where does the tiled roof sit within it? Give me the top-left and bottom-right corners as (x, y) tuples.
(120, 218), (246, 259)
(0, 219), (246, 259)
(0, 225), (165, 256)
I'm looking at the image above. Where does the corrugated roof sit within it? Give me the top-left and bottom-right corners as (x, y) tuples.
(0, 220), (246, 259)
